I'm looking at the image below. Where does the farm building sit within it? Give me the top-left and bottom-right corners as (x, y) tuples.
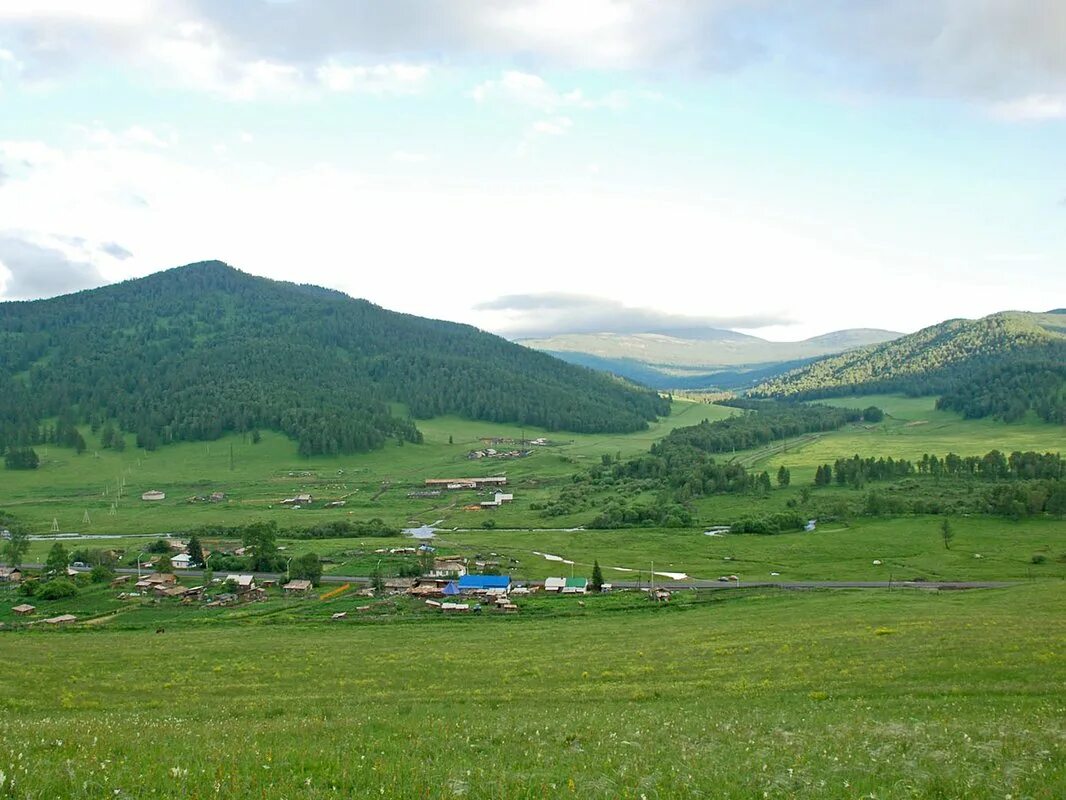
(441, 602), (471, 613)
(141, 490), (166, 501)
(12, 603), (35, 616)
(144, 573), (177, 586)
(281, 494), (313, 506)
(425, 477), (507, 488)
(283, 579), (313, 595)
(544, 577), (567, 593)
(562, 577), (589, 595)
(0, 567), (22, 583)
(427, 558), (467, 578)
(225, 574), (256, 591)
(480, 492), (515, 508)
(43, 614), (77, 626)
(171, 553), (194, 570)
(457, 575), (511, 594)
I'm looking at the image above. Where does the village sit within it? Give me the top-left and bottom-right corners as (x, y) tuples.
(1, 533), (676, 629)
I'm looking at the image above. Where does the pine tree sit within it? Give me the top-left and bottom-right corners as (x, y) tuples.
(591, 560), (604, 592)
(777, 465), (791, 487)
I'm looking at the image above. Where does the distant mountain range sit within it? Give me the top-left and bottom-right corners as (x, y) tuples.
(750, 310), (1066, 424)
(0, 262), (669, 457)
(519, 328), (901, 390)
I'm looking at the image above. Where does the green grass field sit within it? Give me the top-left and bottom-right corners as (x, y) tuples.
(1, 583), (1062, 799)
(0, 400), (731, 535)
(3, 395), (1063, 538)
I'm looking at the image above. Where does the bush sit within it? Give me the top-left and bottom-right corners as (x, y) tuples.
(37, 578), (79, 600)
(18, 577), (38, 597)
(1031, 553), (1047, 564)
(90, 564), (115, 583)
(730, 511), (806, 535)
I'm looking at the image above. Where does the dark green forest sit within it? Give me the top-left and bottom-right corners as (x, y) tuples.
(0, 261), (668, 456)
(751, 311), (1066, 423)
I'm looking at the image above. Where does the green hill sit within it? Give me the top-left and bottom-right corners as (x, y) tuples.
(0, 262), (669, 456)
(751, 311), (1066, 423)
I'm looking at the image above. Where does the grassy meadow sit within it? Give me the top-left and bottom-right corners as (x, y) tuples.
(0, 583), (1063, 799)
(3, 394), (1063, 540)
(0, 400), (730, 536)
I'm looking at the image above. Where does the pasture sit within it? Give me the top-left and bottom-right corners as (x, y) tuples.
(0, 400), (730, 535)
(0, 583), (1062, 799)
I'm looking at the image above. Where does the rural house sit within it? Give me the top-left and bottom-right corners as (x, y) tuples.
(457, 575), (511, 594)
(12, 603), (35, 616)
(171, 553), (194, 569)
(0, 567), (22, 583)
(283, 579), (313, 595)
(427, 558), (467, 578)
(544, 577), (567, 593)
(562, 577), (589, 595)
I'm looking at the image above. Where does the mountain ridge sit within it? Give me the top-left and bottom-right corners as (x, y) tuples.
(749, 310), (1066, 423)
(0, 261), (669, 457)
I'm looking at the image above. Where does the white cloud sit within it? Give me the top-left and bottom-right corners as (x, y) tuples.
(81, 124), (174, 149)
(3, 1), (1066, 114)
(989, 94), (1066, 122)
(530, 116), (572, 136)
(391, 150), (429, 163)
(315, 61), (429, 93)
(471, 70), (626, 111)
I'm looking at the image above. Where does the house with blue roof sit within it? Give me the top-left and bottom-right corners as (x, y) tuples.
(457, 575), (511, 593)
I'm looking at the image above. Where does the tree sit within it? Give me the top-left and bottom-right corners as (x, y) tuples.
(251, 429), (262, 444)
(940, 519), (954, 550)
(5, 447), (39, 470)
(288, 552), (323, 586)
(157, 554), (173, 573)
(45, 542), (71, 575)
(591, 560), (604, 593)
(371, 568), (385, 594)
(777, 465), (791, 488)
(241, 521), (280, 571)
(863, 406), (885, 423)
(186, 535), (205, 567)
(2, 527), (30, 570)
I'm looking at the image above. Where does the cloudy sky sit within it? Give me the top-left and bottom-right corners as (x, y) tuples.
(0, 1), (1063, 340)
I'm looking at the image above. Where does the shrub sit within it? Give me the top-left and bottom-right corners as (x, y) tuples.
(90, 564), (115, 583)
(37, 579), (79, 600)
(1031, 553), (1047, 564)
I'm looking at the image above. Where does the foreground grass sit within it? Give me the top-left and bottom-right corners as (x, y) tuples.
(1, 584), (1063, 799)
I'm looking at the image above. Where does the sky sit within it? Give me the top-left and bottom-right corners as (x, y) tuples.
(0, 1), (1063, 341)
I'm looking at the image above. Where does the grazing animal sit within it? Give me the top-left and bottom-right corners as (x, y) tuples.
(155, 627), (166, 634)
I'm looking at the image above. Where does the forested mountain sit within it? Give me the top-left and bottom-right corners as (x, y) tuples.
(520, 328), (901, 370)
(0, 262), (669, 456)
(751, 311), (1066, 423)
(543, 351), (821, 391)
